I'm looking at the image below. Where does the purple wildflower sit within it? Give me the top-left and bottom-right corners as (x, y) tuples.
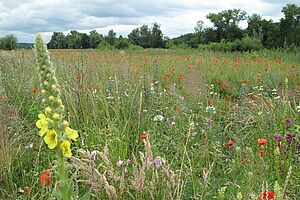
(285, 134), (293, 143)
(285, 118), (292, 127)
(178, 95), (185, 100)
(154, 156), (163, 168)
(91, 150), (97, 160)
(126, 159), (131, 165)
(191, 132), (197, 137)
(117, 160), (123, 167)
(205, 118), (213, 123)
(274, 133), (282, 141)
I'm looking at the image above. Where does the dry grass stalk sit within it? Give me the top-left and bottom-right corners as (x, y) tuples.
(71, 139), (178, 199)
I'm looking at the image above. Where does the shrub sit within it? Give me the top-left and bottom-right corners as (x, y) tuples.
(198, 36), (262, 52)
(114, 39), (130, 49)
(0, 35), (18, 50)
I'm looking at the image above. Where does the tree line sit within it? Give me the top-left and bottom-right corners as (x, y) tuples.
(0, 4), (299, 51)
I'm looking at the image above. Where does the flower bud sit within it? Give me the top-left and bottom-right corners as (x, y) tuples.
(51, 85), (56, 90)
(63, 120), (69, 128)
(48, 96), (55, 101)
(43, 81), (49, 86)
(56, 98), (62, 105)
(45, 107), (52, 114)
(52, 113), (60, 121)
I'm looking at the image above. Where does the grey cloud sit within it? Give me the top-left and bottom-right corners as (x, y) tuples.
(0, 0), (296, 42)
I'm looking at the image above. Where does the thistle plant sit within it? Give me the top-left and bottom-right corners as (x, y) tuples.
(34, 33), (78, 199)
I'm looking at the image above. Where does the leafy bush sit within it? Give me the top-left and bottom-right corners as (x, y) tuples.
(166, 40), (190, 49)
(97, 42), (114, 50)
(0, 35), (18, 50)
(198, 36), (263, 52)
(128, 44), (143, 50)
(234, 36), (262, 51)
(114, 39), (130, 49)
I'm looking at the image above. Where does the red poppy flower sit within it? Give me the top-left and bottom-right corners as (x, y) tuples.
(296, 74), (299, 78)
(40, 170), (51, 187)
(227, 140), (234, 147)
(258, 139), (267, 146)
(178, 74), (183, 81)
(31, 87), (38, 93)
(166, 73), (171, 77)
(260, 191), (275, 200)
(257, 76), (261, 81)
(139, 134), (148, 140)
(207, 99), (212, 105)
(221, 82), (226, 89)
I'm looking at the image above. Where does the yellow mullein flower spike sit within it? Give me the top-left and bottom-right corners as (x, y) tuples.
(44, 130), (58, 149)
(60, 140), (72, 157)
(64, 127), (78, 141)
(36, 114), (48, 137)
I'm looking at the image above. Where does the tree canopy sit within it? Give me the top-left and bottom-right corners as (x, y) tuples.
(38, 4), (300, 50)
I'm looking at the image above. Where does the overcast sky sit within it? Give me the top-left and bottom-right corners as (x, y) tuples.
(0, 0), (299, 42)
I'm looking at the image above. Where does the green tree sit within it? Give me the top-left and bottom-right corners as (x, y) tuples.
(207, 8), (246, 41)
(65, 30), (82, 49)
(89, 30), (103, 48)
(114, 36), (130, 49)
(194, 20), (206, 44)
(280, 4), (300, 47)
(139, 25), (151, 48)
(105, 29), (116, 45)
(47, 32), (65, 49)
(150, 23), (164, 48)
(247, 14), (263, 38)
(81, 33), (90, 49)
(128, 28), (140, 46)
(0, 34), (18, 50)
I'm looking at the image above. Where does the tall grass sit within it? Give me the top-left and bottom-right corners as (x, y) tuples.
(0, 48), (299, 199)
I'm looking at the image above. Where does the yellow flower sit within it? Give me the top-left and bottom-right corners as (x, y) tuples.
(36, 114), (48, 137)
(60, 140), (72, 157)
(64, 127), (78, 141)
(44, 130), (57, 149)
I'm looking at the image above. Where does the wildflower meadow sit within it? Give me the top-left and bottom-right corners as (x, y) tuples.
(0, 34), (299, 199)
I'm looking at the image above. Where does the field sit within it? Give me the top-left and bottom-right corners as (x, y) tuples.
(0, 43), (299, 199)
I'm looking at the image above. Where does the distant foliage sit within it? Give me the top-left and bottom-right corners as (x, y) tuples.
(42, 3), (299, 50)
(0, 35), (18, 50)
(198, 36), (262, 52)
(128, 23), (165, 48)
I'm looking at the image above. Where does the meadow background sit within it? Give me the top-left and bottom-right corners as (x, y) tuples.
(0, 47), (299, 199)
(0, 2), (299, 200)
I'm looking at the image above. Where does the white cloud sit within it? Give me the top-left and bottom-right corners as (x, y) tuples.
(0, 0), (298, 42)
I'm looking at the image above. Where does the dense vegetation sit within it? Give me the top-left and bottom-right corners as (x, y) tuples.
(0, 41), (299, 199)
(0, 35), (18, 50)
(45, 4), (299, 51)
